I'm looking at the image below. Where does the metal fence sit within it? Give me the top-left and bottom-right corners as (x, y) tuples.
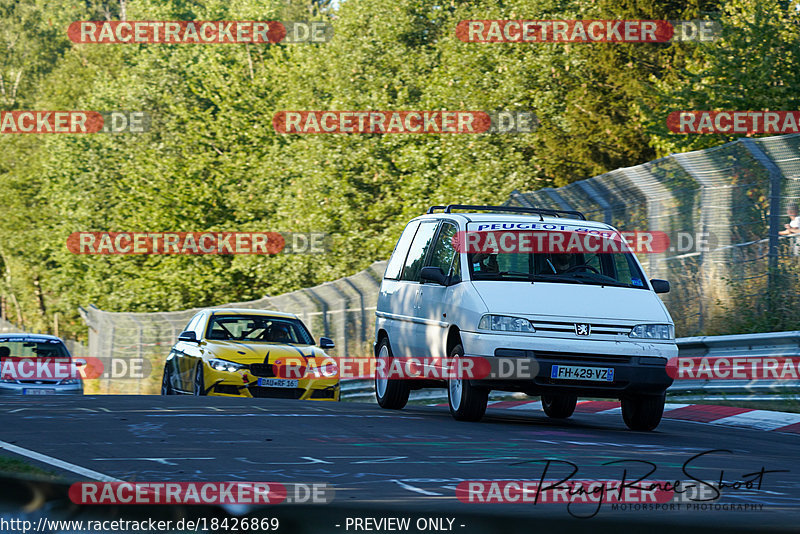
(340, 331), (800, 405)
(79, 261), (387, 394)
(506, 133), (800, 336)
(79, 134), (800, 395)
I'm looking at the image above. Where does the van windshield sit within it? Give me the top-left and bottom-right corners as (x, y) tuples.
(468, 250), (648, 289)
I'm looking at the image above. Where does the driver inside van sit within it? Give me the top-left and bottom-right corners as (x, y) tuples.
(547, 253), (573, 274)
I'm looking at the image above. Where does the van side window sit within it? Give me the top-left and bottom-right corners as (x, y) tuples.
(450, 251), (462, 282)
(400, 221), (439, 282)
(384, 221), (421, 280)
(613, 253), (639, 286)
(428, 222), (459, 279)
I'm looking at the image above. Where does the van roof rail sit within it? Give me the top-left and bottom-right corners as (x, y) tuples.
(426, 204), (586, 221)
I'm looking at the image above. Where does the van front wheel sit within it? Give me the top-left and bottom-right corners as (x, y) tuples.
(447, 344), (488, 422)
(621, 393), (666, 431)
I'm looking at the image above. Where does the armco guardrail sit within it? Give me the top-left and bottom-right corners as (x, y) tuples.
(81, 261), (387, 394)
(667, 330), (800, 402)
(341, 331), (800, 405)
(506, 133), (800, 338)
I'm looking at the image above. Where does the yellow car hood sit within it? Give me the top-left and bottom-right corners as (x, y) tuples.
(205, 340), (325, 364)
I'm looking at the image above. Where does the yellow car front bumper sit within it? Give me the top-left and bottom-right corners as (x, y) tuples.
(201, 365), (340, 401)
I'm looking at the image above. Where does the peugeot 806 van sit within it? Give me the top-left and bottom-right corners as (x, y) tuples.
(373, 205), (676, 431)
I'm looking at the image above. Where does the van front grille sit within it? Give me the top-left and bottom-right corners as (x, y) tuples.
(529, 320), (632, 335)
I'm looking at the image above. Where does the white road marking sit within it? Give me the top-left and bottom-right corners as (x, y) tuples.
(92, 457), (215, 466)
(391, 479), (442, 496)
(664, 403), (691, 411)
(325, 456), (409, 463)
(595, 407), (622, 415)
(0, 439), (121, 482)
(508, 401), (543, 411)
(258, 456), (333, 465)
(145, 413), (422, 418)
(711, 410), (800, 431)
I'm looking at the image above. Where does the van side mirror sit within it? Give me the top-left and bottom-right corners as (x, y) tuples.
(177, 331), (198, 342)
(420, 266), (448, 285)
(318, 337), (335, 349)
(650, 279), (670, 294)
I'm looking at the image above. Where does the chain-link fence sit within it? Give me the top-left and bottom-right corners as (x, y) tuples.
(507, 134), (800, 336)
(79, 261), (387, 394)
(0, 317), (87, 360)
(80, 134), (800, 394)
(0, 317), (19, 333)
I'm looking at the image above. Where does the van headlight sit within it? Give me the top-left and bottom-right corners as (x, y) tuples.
(478, 315), (536, 333)
(208, 359), (248, 373)
(629, 324), (674, 340)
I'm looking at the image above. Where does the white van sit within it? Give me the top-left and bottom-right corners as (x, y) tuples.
(374, 205), (676, 431)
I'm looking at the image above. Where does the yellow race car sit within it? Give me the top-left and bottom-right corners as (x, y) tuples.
(161, 308), (339, 400)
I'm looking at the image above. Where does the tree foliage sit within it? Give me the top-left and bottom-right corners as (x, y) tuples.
(0, 0), (794, 338)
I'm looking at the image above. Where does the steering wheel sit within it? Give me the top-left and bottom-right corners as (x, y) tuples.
(565, 264), (600, 274)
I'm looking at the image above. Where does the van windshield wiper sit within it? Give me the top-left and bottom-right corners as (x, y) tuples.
(568, 272), (635, 288)
(472, 271), (537, 281)
(473, 272), (591, 284)
(527, 273), (586, 284)
(475, 272), (587, 284)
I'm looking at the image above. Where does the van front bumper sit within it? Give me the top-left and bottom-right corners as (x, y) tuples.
(460, 331), (675, 397)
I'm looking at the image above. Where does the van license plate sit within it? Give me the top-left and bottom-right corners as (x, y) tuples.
(258, 378), (298, 388)
(551, 365), (614, 382)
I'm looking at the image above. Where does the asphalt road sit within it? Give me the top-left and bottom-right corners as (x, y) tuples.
(0, 395), (798, 533)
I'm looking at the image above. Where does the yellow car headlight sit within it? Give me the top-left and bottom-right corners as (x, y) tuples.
(208, 359), (248, 373)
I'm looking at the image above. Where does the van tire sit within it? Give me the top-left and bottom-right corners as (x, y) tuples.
(375, 337), (409, 410)
(447, 344), (488, 421)
(621, 392), (666, 431)
(541, 394), (577, 418)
